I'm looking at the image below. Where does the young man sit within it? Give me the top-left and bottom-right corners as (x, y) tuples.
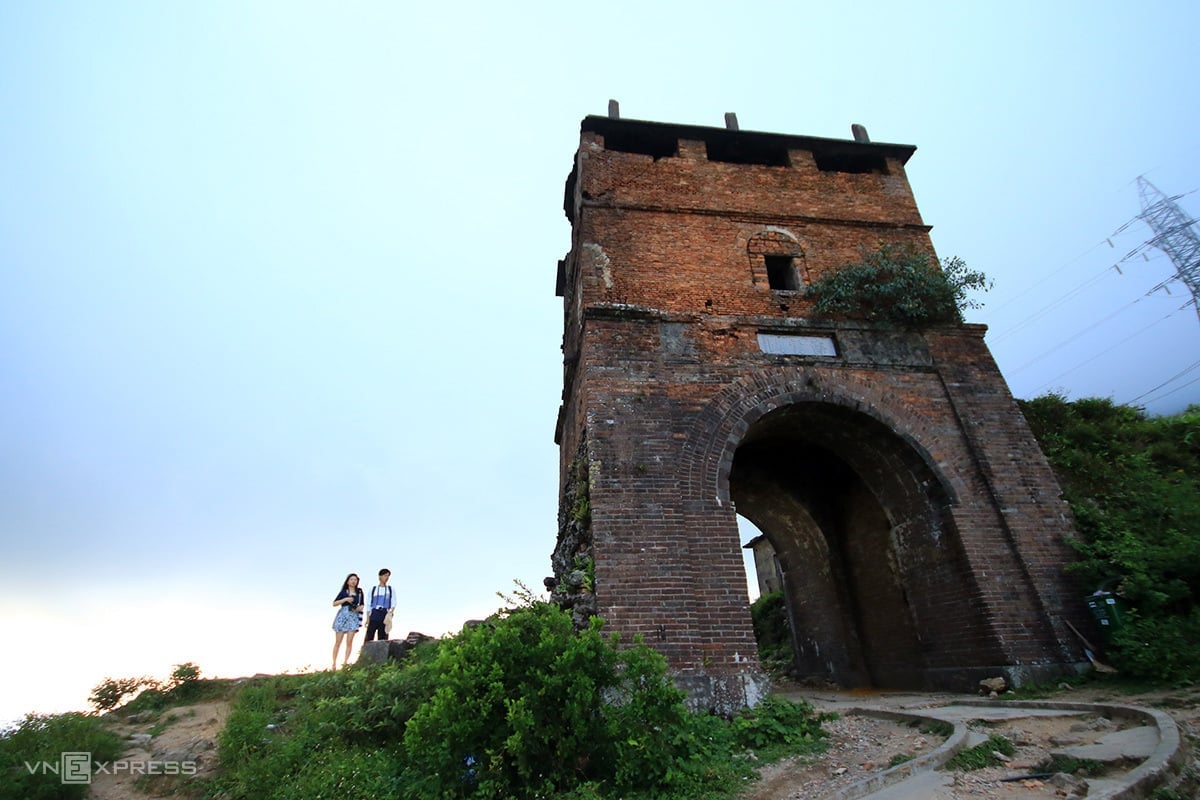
(364, 568), (395, 642)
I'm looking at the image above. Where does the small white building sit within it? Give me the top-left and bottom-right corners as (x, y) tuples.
(743, 534), (783, 597)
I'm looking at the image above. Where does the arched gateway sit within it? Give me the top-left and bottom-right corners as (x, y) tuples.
(549, 113), (1090, 713)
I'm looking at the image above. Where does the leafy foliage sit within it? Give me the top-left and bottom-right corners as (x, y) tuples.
(1021, 396), (1200, 680)
(803, 244), (990, 327)
(91, 661), (214, 713)
(729, 695), (830, 759)
(0, 712), (124, 800)
(749, 591), (793, 676)
(212, 597), (831, 800)
(401, 601), (726, 798)
(168, 662), (201, 689)
(89, 675), (156, 712)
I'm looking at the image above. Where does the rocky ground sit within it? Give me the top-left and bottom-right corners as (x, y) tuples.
(89, 700), (228, 800)
(743, 713), (943, 799)
(747, 681), (1200, 799)
(744, 706), (1121, 799)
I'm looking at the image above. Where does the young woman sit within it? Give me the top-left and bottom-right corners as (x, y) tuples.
(331, 573), (364, 669)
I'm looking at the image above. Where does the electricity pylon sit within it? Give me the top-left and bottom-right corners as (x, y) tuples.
(1137, 176), (1200, 322)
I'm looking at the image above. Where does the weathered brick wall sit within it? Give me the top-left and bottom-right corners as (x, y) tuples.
(552, 116), (1085, 707)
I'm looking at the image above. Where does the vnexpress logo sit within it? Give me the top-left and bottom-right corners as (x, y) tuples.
(22, 751), (93, 784)
(24, 751), (200, 783)
(60, 752), (93, 784)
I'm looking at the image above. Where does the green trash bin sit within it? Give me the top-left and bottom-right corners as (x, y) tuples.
(1085, 590), (1127, 640)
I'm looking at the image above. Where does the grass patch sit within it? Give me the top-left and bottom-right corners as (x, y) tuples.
(911, 719), (953, 738)
(1037, 754), (1109, 777)
(1004, 682), (1058, 700)
(945, 734), (1015, 771)
(1156, 694), (1200, 709)
(117, 677), (235, 716)
(887, 753), (914, 768)
(147, 712), (179, 737)
(1151, 789), (1193, 800)
(132, 771), (206, 798)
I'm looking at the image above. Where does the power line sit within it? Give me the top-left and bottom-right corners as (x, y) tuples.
(1134, 374), (1200, 408)
(990, 178), (1200, 410)
(1032, 305), (1184, 394)
(989, 265), (1120, 344)
(1125, 357), (1200, 406)
(985, 239), (1111, 318)
(1006, 293), (1152, 376)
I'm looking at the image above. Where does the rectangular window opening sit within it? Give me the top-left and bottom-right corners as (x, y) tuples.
(813, 151), (890, 175)
(602, 130), (679, 160)
(707, 137), (791, 167)
(765, 255), (800, 291)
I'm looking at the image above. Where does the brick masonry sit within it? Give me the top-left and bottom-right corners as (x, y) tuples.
(550, 116), (1089, 712)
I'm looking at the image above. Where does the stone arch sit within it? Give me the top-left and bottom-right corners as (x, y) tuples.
(681, 369), (1000, 688)
(680, 368), (960, 507)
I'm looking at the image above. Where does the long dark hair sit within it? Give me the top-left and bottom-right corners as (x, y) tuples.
(340, 573), (360, 594)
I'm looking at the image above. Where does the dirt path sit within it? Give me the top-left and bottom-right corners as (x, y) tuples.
(89, 699), (229, 800)
(743, 713), (945, 799)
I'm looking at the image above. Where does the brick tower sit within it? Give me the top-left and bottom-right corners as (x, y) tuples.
(550, 113), (1087, 712)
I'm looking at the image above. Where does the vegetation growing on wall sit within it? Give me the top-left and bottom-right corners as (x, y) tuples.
(750, 591), (793, 677)
(1020, 395), (1200, 681)
(803, 244), (990, 326)
(551, 441), (599, 628)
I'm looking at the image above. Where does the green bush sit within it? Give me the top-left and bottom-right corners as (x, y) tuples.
(0, 713), (124, 800)
(89, 675), (156, 712)
(750, 591), (792, 675)
(1109, 609), (1200, 683)
(212, 598), (833, 800)
(1020, 396), (1200, 680)
(730, 696), (830, 759)
(277, 745), (404, 799)
(168, 662), (200, 688)
(90, 662), (210, 714)
(216, 680), (287, 774)
(803, 244), (989, 327)
(400, 602), (688, 798)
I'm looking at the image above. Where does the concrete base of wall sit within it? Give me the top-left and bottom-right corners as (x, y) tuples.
(922, 661), (1093, 693)
(675, 669), (772, 717)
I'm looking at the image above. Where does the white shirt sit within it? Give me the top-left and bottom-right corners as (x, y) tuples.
(370, 584), (394, 610)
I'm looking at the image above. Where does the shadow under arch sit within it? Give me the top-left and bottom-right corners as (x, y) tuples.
(729, 401), (995, 689)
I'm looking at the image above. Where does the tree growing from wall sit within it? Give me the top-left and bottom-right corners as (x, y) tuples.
(804, 244), (990, 326)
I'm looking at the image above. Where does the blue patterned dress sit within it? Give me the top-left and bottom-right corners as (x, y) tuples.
(332, 588), (363, 633)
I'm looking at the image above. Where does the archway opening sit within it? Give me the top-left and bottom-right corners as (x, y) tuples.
(730, 401), (982, 689)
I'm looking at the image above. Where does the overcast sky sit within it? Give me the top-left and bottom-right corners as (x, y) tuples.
(3, 2), (1199, 725)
